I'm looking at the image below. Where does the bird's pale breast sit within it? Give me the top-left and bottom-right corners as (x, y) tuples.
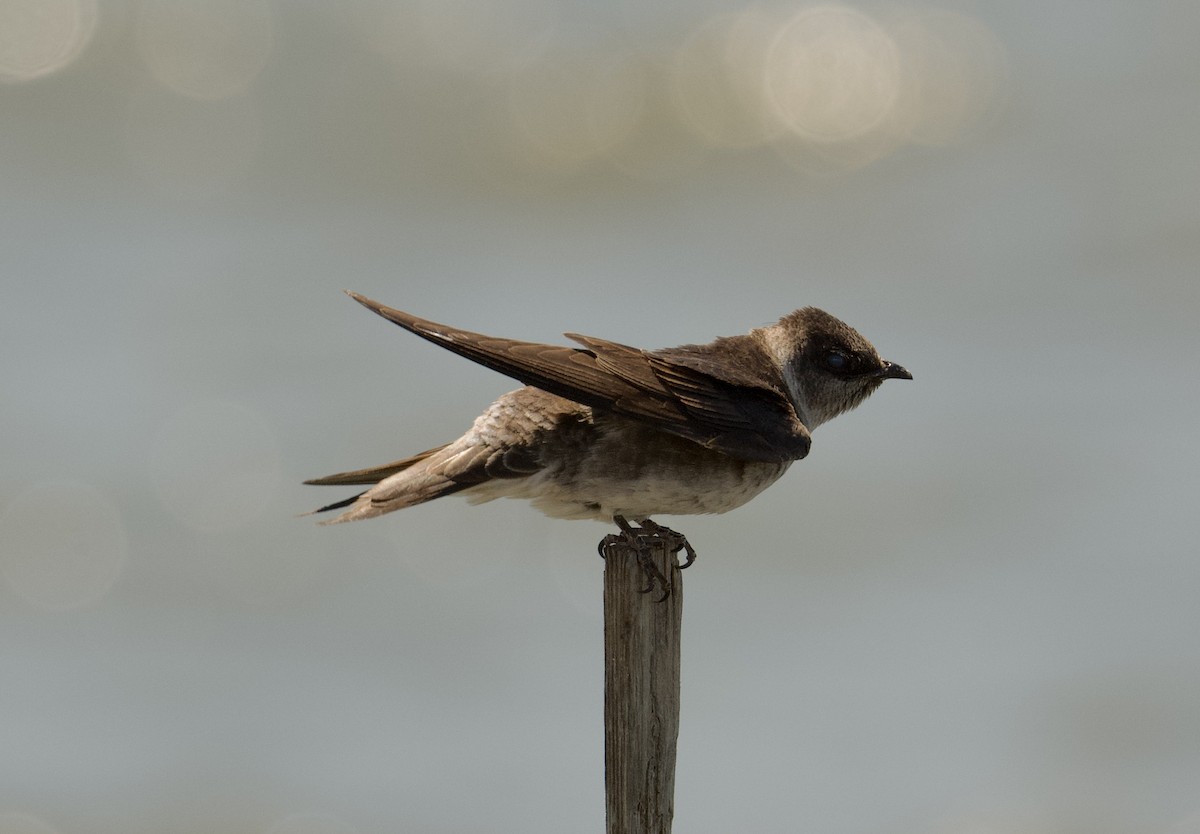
(463, 395), (792, 521)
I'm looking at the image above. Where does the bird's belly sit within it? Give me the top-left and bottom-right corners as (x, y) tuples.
(466, 421), (793, 521)
(575, 457), (790, 518)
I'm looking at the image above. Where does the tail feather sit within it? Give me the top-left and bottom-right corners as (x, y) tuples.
(309, 491), (367, 515)
(305, 441), (492, 524)
(315, 477), (473, 524)
(304, 444), (449, 486)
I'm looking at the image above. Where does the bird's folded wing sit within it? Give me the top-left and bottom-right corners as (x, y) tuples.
(346, 292), (809, 462)
(570, 334), (811, 461)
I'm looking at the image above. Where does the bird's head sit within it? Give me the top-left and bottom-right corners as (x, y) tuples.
(760, 307), (911, 429)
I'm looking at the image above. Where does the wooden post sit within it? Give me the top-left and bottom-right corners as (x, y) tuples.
(602, 538), (682, 834)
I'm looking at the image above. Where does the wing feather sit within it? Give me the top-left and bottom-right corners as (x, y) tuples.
(346, 292), (810, 462)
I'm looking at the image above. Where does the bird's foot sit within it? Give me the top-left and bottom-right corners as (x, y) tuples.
(635, 518), (697, 569)
(597, 516), (698, 601)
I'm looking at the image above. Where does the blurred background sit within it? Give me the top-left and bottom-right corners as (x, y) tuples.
(2, 0), (1199, 832)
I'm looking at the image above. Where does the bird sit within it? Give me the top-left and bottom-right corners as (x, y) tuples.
(306, 291), (911, 596)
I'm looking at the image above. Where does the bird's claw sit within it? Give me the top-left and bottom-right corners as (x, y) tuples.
(598, 516), (698, 601)
(637, 518), (697, 569)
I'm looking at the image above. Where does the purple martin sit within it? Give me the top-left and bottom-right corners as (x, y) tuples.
(306, 292), (910, 590)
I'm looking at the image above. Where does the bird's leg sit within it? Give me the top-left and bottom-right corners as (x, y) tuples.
(599, 515), (673, 600)
(636, 517), (697, 570)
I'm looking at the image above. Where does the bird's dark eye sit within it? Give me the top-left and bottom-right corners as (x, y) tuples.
(823, 350), (851, 372)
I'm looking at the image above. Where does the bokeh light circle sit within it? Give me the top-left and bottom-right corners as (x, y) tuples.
(764, 5), (900, 143)
(670, 9), (787, 149)
(135, 0), (273, 100)
(0, 0), (97, 83)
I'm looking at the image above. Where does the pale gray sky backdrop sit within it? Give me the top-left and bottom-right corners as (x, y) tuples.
(2, 1), (1199, 833)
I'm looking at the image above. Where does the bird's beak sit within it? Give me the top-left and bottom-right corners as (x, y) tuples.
(877, 361), (912, 380)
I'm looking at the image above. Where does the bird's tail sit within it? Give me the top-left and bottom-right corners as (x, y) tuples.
(304, 444), (449, 487)
(303, 443), (473, 523)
